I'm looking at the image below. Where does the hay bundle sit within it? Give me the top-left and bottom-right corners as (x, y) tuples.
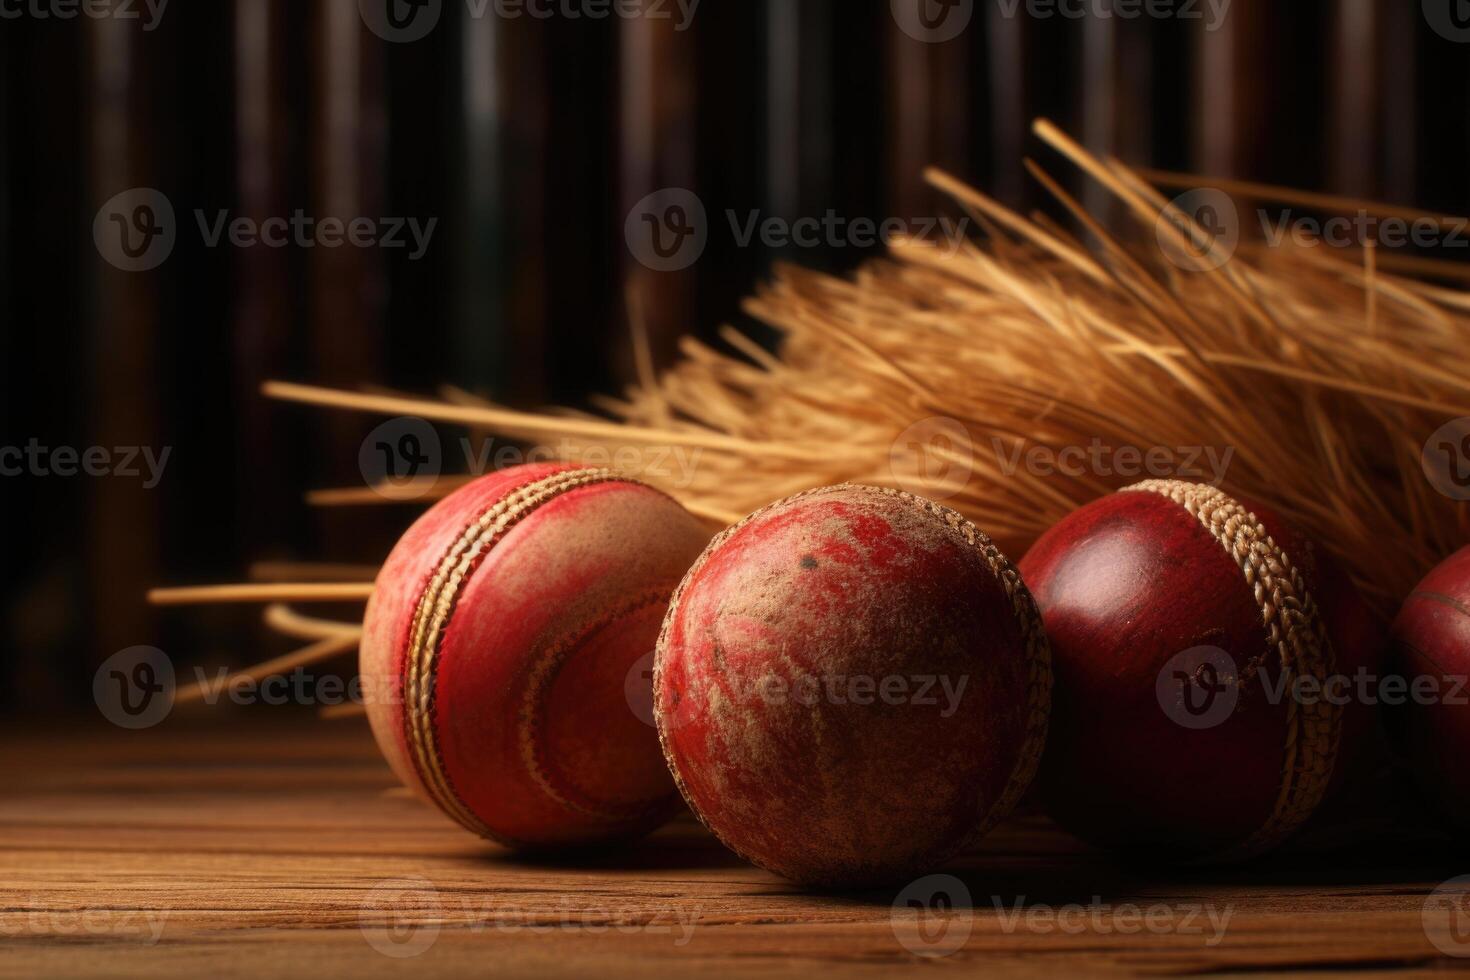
(275, 120), (1470, 612)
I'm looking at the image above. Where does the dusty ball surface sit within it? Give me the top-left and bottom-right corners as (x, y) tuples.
(1389, 545), (1470, 831)
(655, 484), (1051, 886)
(1019, 480), (1382, 860)
(361, 463), (710, 848)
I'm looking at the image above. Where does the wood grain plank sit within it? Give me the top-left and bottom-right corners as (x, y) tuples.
(0, 722), (1463, 978)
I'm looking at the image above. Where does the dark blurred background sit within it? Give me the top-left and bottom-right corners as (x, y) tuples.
(2, 0), (1467, 713)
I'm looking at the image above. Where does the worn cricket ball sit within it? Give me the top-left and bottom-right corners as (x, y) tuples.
(1019, 480), (1382, 861)
(1388, 545), (1470, 831)
(361, 463), (711, 848)
(654, 484), (1052, 886)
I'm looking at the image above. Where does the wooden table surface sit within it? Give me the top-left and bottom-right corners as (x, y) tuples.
(2, 717), (1467, 979)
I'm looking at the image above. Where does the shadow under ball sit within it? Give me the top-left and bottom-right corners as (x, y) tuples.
(1018, 480), (1383, 861)
(1389, 544), (1470, 831)
(360, 463), (711, 849)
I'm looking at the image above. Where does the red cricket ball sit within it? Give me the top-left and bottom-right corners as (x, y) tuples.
(654, 484), (1051, 886)
(1389, 544), (1470, 831)
(361, 463), (711, 849)
(1018, 480), (1382, 861)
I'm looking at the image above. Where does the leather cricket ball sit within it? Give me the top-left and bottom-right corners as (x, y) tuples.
(361, 463), (711, 849)
(1019, 479), (1382, 861)
(654, 484), (1052, 886)
(1388, 545), (1470, 831)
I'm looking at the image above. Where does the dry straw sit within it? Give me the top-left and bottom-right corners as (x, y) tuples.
(273, 119), (1470, 613)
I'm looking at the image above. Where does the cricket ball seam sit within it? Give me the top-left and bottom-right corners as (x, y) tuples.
(401, 467), (629, 842)
(653, 483), (1052, 880)
(519, 584), (681, 822)
(1126, 479), (1340, 859)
